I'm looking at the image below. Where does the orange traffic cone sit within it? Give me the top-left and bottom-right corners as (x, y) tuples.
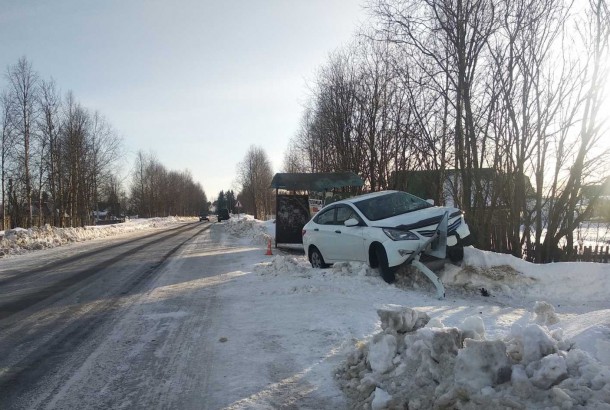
(265, 238), (273, 256)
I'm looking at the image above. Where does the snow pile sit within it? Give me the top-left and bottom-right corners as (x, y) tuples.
(0, 216), (196, 257)
(255, 255), (310, 276)
(559, 310), (610, 367)
(441, 247), (610, 305)
(254, 256), (383, 295)
(441, 262), (533, 298)
(224, 215), (271, 245)
(336, 304), (610, 409)
(258, 255), (380, 280)
(331, 261), (378, 278)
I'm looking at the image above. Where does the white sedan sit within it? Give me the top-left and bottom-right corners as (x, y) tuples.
(302, 190), (471, 283)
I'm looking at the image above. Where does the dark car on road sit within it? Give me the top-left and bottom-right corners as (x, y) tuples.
(199, 214), (209, 222)
(217, 208), (230, 222)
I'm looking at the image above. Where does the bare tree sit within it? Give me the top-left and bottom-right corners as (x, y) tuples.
(353, 36), (395, 190)
(314, 49), (365, 175)
(130, 150), (151, 217)
(281, 142), (308, 173)
(89, 111), (122, 220)
(237, 145), (274, 219)
(0, 59), (131, 228)
(6, 57), (39, 226)
(539, 0), (610, 261)
(128, 151), (206, 218)
(0, 91), (14, 229)
(486, 0), (573, 256)
(374, 0), (498, 210)
(33, 78), (61, 226)
(293, 107), (322, 172)
(61, 92), (91, 226)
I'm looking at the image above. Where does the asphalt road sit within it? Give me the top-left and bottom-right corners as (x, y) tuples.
(0, 221), (216, 409)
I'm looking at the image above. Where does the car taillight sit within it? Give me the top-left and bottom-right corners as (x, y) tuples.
(302, 229), (306, 236)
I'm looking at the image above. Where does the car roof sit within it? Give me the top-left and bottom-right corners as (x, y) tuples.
(335, 190), (398, 205)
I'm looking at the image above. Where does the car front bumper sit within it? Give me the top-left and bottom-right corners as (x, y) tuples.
(385, 221), (472, 267)
(384, 240), (420, 267)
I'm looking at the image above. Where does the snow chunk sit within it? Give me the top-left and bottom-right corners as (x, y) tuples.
(371, 387), (392, 410)
(551, 386), (573, 409)
(332, 261), (376, 277)
(368, 333), (397, 374)
(522, 324), (558, 364)
(255, 255), (309, 276)
(454, 339), (511, 391)
(510, 365), (534, 398)
(377, 305), (429, 334)
(529, 353), (568, 389)
(459, 315), (486, 341)
(534, 301), (559, 326)
(426, 317), (445, 328)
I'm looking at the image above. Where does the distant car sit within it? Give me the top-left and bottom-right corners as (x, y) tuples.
(217, 208), (230, 222)
(199, 214), (209, 222)
(302, 190), (471, 283)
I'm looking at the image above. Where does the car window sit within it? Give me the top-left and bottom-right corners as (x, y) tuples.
(315, 207), (335, 225)
(354, 192), (432, 221)
(336, 205), (360, 225)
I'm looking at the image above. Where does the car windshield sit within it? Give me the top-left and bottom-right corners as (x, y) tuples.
(354, 192), (432, 221)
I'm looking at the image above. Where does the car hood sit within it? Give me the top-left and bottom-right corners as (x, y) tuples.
(370, 206), (461, 230)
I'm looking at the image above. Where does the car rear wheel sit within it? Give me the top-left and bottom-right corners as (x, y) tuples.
(309, 247), (328, 269)
(375, 246), (396, 284)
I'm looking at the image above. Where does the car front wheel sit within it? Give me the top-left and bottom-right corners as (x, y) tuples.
(375, 246), (396, 284)
(447, 246), (464, 263)
(309, 247), (328, 269)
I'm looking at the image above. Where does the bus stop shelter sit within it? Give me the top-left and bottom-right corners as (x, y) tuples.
(270, 172), (364, 247)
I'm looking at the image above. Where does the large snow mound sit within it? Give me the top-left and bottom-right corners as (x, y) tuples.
(440, 247), (610, 305)
(224, 215), (272, 245)
(336, 304), (610, 409)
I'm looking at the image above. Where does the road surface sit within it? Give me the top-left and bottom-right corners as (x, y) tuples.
(0, 220), (278, 409)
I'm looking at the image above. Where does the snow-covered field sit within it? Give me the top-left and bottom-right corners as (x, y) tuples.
(4, 216), (610, 409)
(575, 222), (610, 248)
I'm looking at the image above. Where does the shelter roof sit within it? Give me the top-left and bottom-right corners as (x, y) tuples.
(270, 172), (364, 192)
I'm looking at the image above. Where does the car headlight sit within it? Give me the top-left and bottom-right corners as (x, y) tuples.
(382, 228), (419, 241)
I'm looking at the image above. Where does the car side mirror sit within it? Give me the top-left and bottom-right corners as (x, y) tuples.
(344, 218), (360, 227)
(426, 199), (435, 205)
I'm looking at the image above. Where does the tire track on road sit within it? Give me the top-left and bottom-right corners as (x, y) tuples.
(0, 223), (209, 320)
(0, 223), (211, 407)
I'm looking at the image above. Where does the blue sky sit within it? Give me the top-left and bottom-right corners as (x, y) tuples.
(1, 0), (367, 199)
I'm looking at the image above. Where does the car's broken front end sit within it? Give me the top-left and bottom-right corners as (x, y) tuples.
(381, 209), (471, 267)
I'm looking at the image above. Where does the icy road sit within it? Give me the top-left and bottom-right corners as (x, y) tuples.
(0, 221), (266, 409)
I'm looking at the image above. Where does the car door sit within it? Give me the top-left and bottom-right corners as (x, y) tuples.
(332, 205), (366, 262)
(310, 207), (339, 261)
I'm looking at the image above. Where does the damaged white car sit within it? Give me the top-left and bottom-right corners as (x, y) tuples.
(302, 190), (471, 288)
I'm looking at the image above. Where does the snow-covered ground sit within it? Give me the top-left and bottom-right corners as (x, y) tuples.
(4, 216), (610, 409)
(0, 216), (197, 257)
(575, 221), (610, 248)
